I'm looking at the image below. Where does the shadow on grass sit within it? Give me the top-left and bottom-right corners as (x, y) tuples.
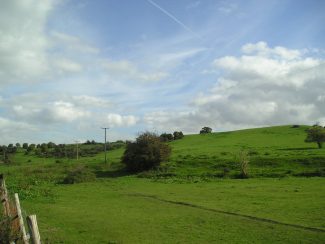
(277, 147), (317, 151)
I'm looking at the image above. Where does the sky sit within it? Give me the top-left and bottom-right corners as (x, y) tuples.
(0, 0), (325, 144)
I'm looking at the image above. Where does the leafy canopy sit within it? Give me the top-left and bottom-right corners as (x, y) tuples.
(305, 125), (325, 149)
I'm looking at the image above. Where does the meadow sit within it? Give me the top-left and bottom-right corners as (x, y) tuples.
(1, 125), (325, 243)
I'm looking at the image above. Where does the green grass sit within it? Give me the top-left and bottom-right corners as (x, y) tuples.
(1, 125), (325, 243)
(162, 125), (325, 179)
(20, 177), (325, 243)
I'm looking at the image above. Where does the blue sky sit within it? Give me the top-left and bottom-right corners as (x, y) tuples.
(0, 0), (324, 144)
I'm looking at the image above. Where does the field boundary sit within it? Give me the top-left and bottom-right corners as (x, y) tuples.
(127, 193), (325, 233)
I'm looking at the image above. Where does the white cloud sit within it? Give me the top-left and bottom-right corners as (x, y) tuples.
(144, 42), (325, 132)
(102, 59), (168, 82)
(53, 58), (83, 73)
(218, 2), (238, 14)
(12, 100), (90, 124)
(50, 31), (99, 54)
(0, 0), (55, 84)
(0, 1), (102, 85)
(71, 95), (112, 108)
(213, 53), (320, 88)
(159, 48), (206, 64)
(0, 117), (36, 143)
(241, 41), (301, 60)
(106, 113), (138, 127)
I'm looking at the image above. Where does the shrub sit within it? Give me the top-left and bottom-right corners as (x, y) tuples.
(122, 132), (171, 172)
(63, 166), (96, 184)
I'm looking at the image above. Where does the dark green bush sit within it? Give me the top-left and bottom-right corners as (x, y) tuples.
(63, 166), (96, 184)
(173, 131), (184, 140)
(122, 132), (171, 172)
(160, 133), (174, 142)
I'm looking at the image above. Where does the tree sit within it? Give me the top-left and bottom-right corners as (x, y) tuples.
(47, 142), (56, 148)
(15, 143), (20, 148)
(27, 144), (35, 152)
(173, 131), (184, 140)
(305, 125), (325, 149)
(160, 133), (174, 142)
(22, 143), (28, 150)
(122, 132), (171, 172)
(40, 143), (48, 154)
(200, 127), (212, 134)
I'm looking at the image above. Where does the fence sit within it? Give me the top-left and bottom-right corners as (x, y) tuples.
(0, 174), (41, 244)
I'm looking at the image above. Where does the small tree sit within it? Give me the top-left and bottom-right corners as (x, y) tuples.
(200, 127), (212, 134)
(27, 144), (35, 152)
(305, 125), (325, 149)
(122, 132), (171, 172)
(173, 131), (184, 140)
(160, 133), (174, 142)
(22, 143), (28, 150)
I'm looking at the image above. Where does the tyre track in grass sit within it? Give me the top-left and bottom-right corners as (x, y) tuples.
(126, 193), (325, 233)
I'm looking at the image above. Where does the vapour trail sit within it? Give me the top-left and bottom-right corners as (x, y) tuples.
(146, 0), (201, 39)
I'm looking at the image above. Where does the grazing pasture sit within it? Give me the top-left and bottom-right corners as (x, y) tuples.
(1, 125), (325, 243)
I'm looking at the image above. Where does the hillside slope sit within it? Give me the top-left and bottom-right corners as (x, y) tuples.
(150, 125), (325, 179)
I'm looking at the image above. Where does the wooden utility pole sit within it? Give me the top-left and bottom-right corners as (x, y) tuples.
(2, 146), (6, 163)
(101, 127), (109, 164)
(75, 140), (80, 160)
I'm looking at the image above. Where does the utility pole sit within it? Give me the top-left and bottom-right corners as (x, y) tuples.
(2, 146), (6, 163)
(101, 127), (109, 164)
(74, 141), (79, 160)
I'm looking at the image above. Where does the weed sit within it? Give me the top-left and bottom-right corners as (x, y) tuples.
(237, 151), (249, 178)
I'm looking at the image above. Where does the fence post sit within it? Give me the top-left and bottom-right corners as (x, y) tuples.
(14, 193), (29, 244)
(27, 215), (41, 244)
(0, 174), (11, 217)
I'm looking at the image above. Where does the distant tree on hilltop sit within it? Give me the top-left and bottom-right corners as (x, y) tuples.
(200, 127), (212, 134)
(305, 125), (325, 149)
(173, 131), (184, 140)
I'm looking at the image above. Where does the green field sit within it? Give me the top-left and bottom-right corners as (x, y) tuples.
(1, 125), (325, 243)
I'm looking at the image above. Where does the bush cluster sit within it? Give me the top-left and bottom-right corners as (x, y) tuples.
(159, 131), (184, 142)
(122, 132), (171, 172)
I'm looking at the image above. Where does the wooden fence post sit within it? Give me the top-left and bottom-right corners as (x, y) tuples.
(0, 174), (11, 217)
(27, 215), (41, 244)
(14, 193), (29, 244)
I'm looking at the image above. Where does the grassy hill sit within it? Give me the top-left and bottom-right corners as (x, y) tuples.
(139, 125), (325, 179)
(1, 125), (325, 243)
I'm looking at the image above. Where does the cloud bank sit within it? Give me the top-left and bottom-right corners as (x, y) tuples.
(145, 42), (325, 133)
